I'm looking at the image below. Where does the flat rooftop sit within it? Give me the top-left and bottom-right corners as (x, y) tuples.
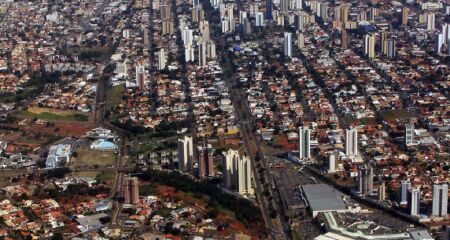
(301, 184), (347, 212)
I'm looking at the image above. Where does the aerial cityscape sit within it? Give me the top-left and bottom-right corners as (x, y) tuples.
(0, 0), (448, 239)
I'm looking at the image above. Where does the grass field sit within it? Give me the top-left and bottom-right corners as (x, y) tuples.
(108, 84), (125, 110)
(14, 107), (89, 122)
(74, 148), (117, 167)
(72, 171), (98, 179)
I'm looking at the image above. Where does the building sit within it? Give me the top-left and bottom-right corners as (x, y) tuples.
(426, 13), (435, 31)
(198, 41), (207, 67)
(223, 149), (239, 189)
(294, 0), (302, 9)
(378, 182), (386, 201)
(387, 38), (396, 59)
(408, 188), (420, 216)
(135, 65), (146, 90)
(399, 180), (411, 205)
(328, 151), (339, 173)
(280, 0), (289, 13)
(364, 34), (375, 58)
(46, 144), (71, 168)
(182, 27), (193, 45)
(298, 126), (311, 160)
(243, 17), (252, 35)
(380, 31), (388, 55)
(185, 44), (195, 62)
(223, 150), (253, 196)
(341, 29), (348, 49)
(436, 33), (443, 53)
(318, 2), (328, 21)
(301, 184), (347, 217)
(401, 7), (409, 25)
(237, 155), (254, 195)
(157, 48), (166, 70)
(358, 166), (373, 195)
(297, 32), (305, 49)
(178, 136), (194, 172)
(345, 128), (358, 158)
(432, 183), (448, 217)
(256, 12), (265, 26)
(197, 143), (214, 178)
(405, 123), (414, 146)
(284, 32), (292, 57)
(122, 177), (140, 205)
(265, 0), (273, 20)
(206, 41), (216, 60)
(239, 10), (247, 24)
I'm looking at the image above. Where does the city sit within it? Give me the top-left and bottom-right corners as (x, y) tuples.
(0, 0), (449, 239)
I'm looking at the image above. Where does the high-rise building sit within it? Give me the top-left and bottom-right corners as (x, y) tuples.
(200, 20), (210, 41)
(432, 183), (448, 217)
(192, 0), (200, 9)
(340, 4), (349, 26)
(135, 65), (146, 90)
(284, 32), (292, 57)
(239, 10), (247, 24)
(341, 29), (348, 49)
(122, 177), (140, 204)
(237, 155), (254, 195)
(345, 127), (358, 158)
(318, 2), (328, 21)
(442, 23), (450, 45)
(223, 150), (253, 195)
(223, 149), (239, 189)
(206, 41), (216, 60)
(185, 44), (195, 62)
(328, 150), (339, 173)
(380, 31), (388, 55)
(256, 12), (265, 26)
(358, 166), (373, 195)
(436, 33), (444, 53)
(280, 0), (289, 13)
(198, 41), (207, 67)
(266, 0), (273, 20)
(408, 187), (421, 216)
(157, 48), (166, 70)
(297, 32), (305, 49)
(298, 126), (311, 160)
(399, 179), (411, 205)
(178, 136), (194, 172)
(143, 28), (149, 47)
(378, 182), (386, 201)
(387, 38), (396, 59)
(197, 143), (214, 178)
(117, 62), (128, 78)
(295, 0), (303, 10)
(364, 34), (375, 58)
(243, 17), (252, 35)
(401, 7), (409, 26)
(426, 13), (435, 31)
(405, 123), (414, 146)
(182, 27), (193, 45)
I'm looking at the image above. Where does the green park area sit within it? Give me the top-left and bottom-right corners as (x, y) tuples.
(14, 108), (89, 122)
(108, 84), (125, 110)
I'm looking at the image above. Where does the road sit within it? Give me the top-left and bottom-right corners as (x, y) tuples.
(220, 54), (289, 239)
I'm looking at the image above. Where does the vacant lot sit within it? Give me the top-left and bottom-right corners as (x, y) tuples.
(14, 107), (89, 122)
(380, 109), (411, 122)
(73, 148), (117, 167)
